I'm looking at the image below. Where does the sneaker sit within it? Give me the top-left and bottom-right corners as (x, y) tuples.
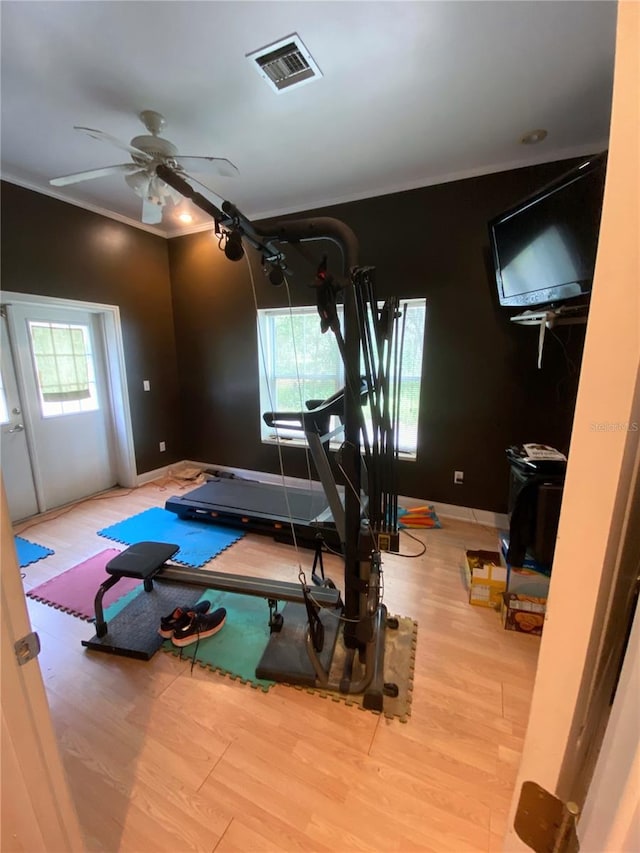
(171, 607), (227, 648)
(158, 600), (211, 638)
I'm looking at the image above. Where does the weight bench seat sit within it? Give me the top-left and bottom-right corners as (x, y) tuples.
(94, 541), (179, 637)
(106, 541), (179, 579)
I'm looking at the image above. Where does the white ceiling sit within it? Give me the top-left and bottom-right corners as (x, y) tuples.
(0, 1), (617, 237)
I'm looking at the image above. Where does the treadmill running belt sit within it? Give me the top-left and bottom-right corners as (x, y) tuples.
(165, 477), (342, 549)
(181, 479), (329, 521)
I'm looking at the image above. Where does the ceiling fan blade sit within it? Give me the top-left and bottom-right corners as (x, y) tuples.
(142, 196), (163, 225)
(174, 156), (239, 178)
(50, 163), (137, 186)
(74, 126), (152, 160)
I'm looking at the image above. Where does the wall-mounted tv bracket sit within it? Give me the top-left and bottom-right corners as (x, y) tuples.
(510, 304), (588, 369)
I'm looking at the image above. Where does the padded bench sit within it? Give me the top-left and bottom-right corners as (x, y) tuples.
(94, 541), (179, 637)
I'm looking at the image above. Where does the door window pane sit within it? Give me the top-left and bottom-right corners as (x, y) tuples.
(29, 321), (99, 417)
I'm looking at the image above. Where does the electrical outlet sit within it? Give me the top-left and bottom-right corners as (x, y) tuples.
(159, 441), (166, 452)
(143, 380), (151, 391)
(454, 470), (464, 485)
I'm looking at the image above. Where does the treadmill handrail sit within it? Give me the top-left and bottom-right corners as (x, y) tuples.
(263, 379), (367, 437)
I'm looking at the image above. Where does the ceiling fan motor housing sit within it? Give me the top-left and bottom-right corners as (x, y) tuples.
(130, 135), (178, 162)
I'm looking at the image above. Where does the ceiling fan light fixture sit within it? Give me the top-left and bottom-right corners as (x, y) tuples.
(125, 170), (151, 197)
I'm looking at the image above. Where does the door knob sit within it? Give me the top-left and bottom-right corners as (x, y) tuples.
(7, 423), (24, 433)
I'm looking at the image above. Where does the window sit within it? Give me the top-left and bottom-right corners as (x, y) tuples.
(257, 299), (426, 456)
(28, 321), (99, 417)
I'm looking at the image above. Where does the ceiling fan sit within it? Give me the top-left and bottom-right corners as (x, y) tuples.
(50, 110), (239, 225)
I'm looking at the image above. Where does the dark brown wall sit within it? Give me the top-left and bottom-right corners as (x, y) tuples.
(166, 234), (264, 469)
(168, 160), (588, 512)
(1, 181), (182, 474)
(2, 160), (589, 508)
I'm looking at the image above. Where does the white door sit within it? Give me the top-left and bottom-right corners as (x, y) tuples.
(0, 311), (39, 521)
(5, 302), (117, 511)
(1, 481), (85, 851)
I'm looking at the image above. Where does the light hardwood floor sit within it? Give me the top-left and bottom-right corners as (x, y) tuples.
(15, 482), (539, 852)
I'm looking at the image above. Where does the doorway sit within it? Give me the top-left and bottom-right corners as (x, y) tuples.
(1, 293), (136, 521)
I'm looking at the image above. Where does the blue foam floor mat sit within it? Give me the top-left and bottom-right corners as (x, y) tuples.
(97, 507), (244, 568)
(14, 536), (54, 568)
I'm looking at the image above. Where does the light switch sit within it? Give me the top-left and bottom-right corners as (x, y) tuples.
(143, 380), (151, 391)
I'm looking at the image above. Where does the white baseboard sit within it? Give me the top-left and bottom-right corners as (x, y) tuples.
(145, 460), (508, 529)
(136, 463), (176, 486)
(397, 495), (508, 529)
(470, 508), (509, 529)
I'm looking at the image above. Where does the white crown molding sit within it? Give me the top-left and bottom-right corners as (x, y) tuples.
(141, 142), (610, 236)
(163, 220), (217, 239)
(0, 172), (167, 237)
(2, 138), (608, 240)
(246, 140), (610, 222)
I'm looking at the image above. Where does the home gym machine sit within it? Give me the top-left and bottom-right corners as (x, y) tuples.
(89, 163), (405, 711)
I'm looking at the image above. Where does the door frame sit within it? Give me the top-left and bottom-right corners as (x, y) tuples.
(505, 1), (639, 847)
(1, 292), (137, 498)
(0, 309), (39, 519)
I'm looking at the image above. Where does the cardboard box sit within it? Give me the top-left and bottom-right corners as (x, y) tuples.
(507, 566), (551, 599)
(502, 592), (546, 635)
(465, 550), (506, 608)
(499, 532), (552, 598)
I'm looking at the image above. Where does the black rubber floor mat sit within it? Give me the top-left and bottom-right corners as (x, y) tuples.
(81, 580), (203, 661)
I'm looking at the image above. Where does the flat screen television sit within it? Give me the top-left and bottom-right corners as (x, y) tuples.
(489, 153), (607, 309)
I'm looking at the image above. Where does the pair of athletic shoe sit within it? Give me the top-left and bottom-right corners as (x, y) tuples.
(158, 600), (226, 647)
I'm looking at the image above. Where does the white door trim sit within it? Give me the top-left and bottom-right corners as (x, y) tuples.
(1, 292), (137, 491)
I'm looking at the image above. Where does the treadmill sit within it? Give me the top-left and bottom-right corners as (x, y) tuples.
(165, 384), (365, 550)
(165, 477), (340, 549)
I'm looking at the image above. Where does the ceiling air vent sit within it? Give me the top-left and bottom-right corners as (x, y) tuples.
(247, 34), (322, 94)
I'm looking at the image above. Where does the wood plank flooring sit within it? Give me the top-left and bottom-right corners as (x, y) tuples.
(15, 483), (539, 852)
